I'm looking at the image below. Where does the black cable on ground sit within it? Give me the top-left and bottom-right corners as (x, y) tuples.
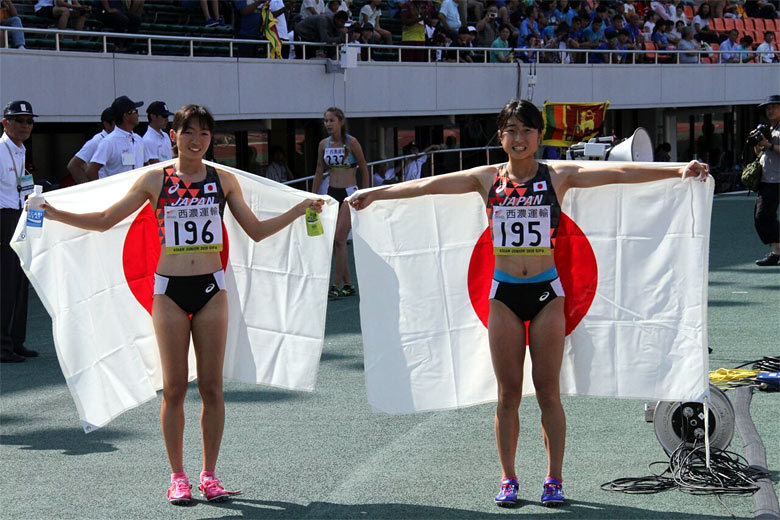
(734, 356), (780, 372)
(733, 386), (780, 520)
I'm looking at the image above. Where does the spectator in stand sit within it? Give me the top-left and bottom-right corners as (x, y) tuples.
(86, 95), (145, 181)
(553, 0), (576, 26)
(676, 26), (700, 63)
(590, 4), (611, 26)
(182, 0), (229, 28)
(233, 0), (264, 57)
(294, 10), (348, 59)
(625, 12), (644, 45)
(650, 1), (673, 21)
(504, 0), (523, 27)
(67, 107), (114, 184)
(0, 0), (25, 49)
(357, 23), (379, 60)
(438, 0), (462, 40)
(477, 3), (501, 48)
(744, 0), (778, 20)
(34, 0), (90, 38)
(662, 19), (680, 46)
(719, 29), (741, 63)
(348, 22), (361, 43)
(651, 20), (672, 49)
(543, 21), (579, 63)
(401, 0), (434, 62)
(299, 0), (324, 20)
(489, 22), (512, 62)
(581, 17), (605, 49)
(569, 15), (586, 41)
(326, 0), (341, 18)
(670, 4), (688, 25)
(669, 19), (684, 42)
(590, 27), (628, 63)
(752, 95), (780, 266)
(691, 2), (718, 44)
(611, 13), (626, 33)
(622, 0), (639, 19)
(518, 5), (541, 42)
(654, 142), (671, 161)
(265, 146), (293, 183)
(466, 0), (484, 23)
(431, 31), (455, 62)
(269, 0), (291, 58)
(709, 0), (725, 19)
(359, 0), (392, 44)
(756, 31), (778, 63)
(737, 35), (756, 63)
(143, 101), (173, 165)
(93, 0), (141, 34)
(402, 142), (440, 181)
(452, 26), (476, 62)
(643, 11), (658, 35)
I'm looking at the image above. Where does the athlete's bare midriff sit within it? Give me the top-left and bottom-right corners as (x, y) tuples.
(329, 167), (359, 189)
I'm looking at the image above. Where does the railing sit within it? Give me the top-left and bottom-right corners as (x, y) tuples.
(1, 26), (775, 65)
(282, 145), (504, 191)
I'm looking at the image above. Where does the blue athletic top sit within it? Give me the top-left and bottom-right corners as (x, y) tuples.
(323, 135), (358, 169)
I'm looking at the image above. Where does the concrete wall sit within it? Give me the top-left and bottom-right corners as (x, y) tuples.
(1, 48), (777, 122)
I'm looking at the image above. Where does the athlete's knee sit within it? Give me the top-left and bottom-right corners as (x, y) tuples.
(197, 378), (224, 405)
(497, 386), (523, 409)
(162, 382), (188, 407)
(535, 388), (562, 410)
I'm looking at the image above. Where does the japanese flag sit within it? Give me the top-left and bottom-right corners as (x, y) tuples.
(350, 161), (713, 414)
(204, 182), (217, 194)
(12, 160), (338, 431)
(533, 180), (547, 191)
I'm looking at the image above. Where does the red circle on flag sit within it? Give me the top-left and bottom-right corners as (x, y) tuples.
(122, 205), (229, 315)
(467, 212), (597, 336)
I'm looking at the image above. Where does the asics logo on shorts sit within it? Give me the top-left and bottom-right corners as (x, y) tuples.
(539, 291), (549, 301)
(205, 283), (215, 293)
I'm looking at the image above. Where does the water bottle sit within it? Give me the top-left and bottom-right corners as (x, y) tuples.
(26, 185), (45, 238)
(305, 207), (323, 237)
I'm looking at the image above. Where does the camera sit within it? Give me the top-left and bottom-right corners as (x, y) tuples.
(746, 123), (771, 146)
(489, 12), (497, 18)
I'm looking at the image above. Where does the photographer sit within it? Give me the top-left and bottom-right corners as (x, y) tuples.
(751, 95), (780, 266)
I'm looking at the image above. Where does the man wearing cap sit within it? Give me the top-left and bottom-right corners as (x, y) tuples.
(1, 100), (38, 363)
(402, 141), (441, 181)
(86, 95), (146, 181)
(66, 107), (115, 184)
(143, 101), (173, 165)
(753, 94), (780, 266)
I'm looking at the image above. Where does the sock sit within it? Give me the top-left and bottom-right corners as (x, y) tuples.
(200, 470), (216, 483)
(171, 472), (188, 483)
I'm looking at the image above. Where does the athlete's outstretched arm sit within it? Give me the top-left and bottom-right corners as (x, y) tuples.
(40, 172), (155, 232)
(349, 165), (494, 210)
(222, 171), (323, 242)
(554, 160), (709, 197)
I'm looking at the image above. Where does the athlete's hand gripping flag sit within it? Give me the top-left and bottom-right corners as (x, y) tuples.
(350, 161), (713, 413)
(11, 160), (338, 431)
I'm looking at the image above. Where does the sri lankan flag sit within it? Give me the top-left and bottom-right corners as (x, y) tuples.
(542, 101), (610, 147)
(261, 4), (282, 59)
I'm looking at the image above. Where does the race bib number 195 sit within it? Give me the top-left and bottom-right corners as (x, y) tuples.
(164, 203), (223, 254)
(492, 205), (551, 256)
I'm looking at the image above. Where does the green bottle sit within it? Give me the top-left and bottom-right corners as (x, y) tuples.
(305, 207), (323, 237)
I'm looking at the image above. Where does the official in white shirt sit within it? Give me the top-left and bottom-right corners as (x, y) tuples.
(0, 100), (39, 363)
(66, 107), (115, 184)
(143, 101), (173, 164)
(86, 96), (146, 181)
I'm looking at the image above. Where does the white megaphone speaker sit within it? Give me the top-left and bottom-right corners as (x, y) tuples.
(607, 127), (653, 162)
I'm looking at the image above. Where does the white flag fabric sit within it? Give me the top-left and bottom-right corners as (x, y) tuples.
(351, 161), (713, 414)
(12, 160), (337, 431)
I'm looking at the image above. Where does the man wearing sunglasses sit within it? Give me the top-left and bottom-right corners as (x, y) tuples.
(1, 100), (38, 363)
(86, 95), (146, 181)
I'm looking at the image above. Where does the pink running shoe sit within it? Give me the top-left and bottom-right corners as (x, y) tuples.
(198, 476), (242, 502)
(167, 477), (192, 505)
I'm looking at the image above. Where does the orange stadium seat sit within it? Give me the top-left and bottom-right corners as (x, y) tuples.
(643, 41), (657, 61)
(735, 19), (746, 31)
(710, 18), (726, 32)
(752, 19), (765, 32)
(765, 19), (778, 31)
(684, 5), (694, 19)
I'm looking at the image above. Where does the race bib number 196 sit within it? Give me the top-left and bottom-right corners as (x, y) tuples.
(164, 203), (223, 254)
(492, 205), (551, 256)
